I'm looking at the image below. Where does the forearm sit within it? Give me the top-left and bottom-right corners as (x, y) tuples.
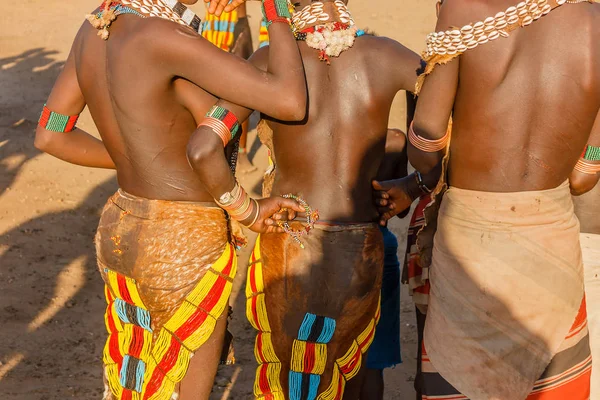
(34, 127), (115, 169)
(187, 128), (258, 226)
(404, 161), (442, 201)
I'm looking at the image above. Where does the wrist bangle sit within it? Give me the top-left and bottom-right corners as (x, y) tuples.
(415, 171), (432, 194)
(245, 199), (261, 227)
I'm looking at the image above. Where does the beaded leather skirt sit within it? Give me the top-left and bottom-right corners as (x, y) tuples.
(95, 190), (236, 400)
(246, 223), (384, 400)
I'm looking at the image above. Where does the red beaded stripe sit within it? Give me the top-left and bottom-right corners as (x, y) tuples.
(129, 325), (145, 359)
(304, 342), (316, 373)
(117, 274), (134, 304)
(121, 389), (133, 400)
(339, 350), (361, 375)
(143, 337), (181, 399)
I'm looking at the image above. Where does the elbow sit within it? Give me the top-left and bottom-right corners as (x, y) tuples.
(274, 90), (307, 121)
(186, 132), (222, 172)
(34, 128), (56, 153)
(569, 171), (599, 196)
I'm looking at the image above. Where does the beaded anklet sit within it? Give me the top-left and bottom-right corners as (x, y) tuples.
(408, 122), (448, 153)
(38, 105), (79, 133)
(262, 0), (293, 28)
(216, 183), (260, 227)
(198, 105), (241, 147)
(276, 194), (319, 249)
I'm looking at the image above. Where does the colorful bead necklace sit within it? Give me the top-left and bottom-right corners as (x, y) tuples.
(292, 1), (364, 63)
(87, 0), (202, 40)
(276, 194), (319, 249)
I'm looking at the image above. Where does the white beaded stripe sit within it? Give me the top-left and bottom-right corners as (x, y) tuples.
(423, 0), (583, 59)
(118, 0), (202, 32)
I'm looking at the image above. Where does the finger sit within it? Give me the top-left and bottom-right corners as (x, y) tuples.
(376, 198), (389, 207)
(225, 0), (245, 12)
(281, 198), (306, 213)
(265, 218), (274, 226)
(287, 210), (297, 220)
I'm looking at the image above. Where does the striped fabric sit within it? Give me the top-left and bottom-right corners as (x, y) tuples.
(259, 18), (270, 48)
(402, 194), (431, 309)
(421, 299), (592, 400)
(102, 243), (237, 400)
(202, 6), (238, 52)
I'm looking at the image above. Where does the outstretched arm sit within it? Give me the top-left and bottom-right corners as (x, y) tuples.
(34, 41), (115, 169)
(570, 108), (600, 195)
(156, 0), (307, 121)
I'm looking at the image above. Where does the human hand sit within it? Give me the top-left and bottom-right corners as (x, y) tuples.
(248, 196), (305, 233)
(205, 0), (247, 17)
(372, 179), (414, 225)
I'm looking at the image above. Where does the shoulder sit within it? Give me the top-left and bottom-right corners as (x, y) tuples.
(134, 17), (208, 51)
(435, 0), (503, 31)
(361, 36), (420, 63)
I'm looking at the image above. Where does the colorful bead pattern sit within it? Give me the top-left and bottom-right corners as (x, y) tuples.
(38, 105), (79, 133)
(318, 301), (380, 400)
(246, 235), (286, 399)
(207, 105), (241, 142)
(292, 2), (363, 63)
(103, 243), (237, 400)
(202, 5), (239, 52)
(259, 18), (270, 48)
(583, 144), (600, 161)
(289, 314), (337, 400)
(262, 0), (293, 27)
(247, 236), (381, 400)
(276, 194), (319, 249)
(121, 0), (203, 33)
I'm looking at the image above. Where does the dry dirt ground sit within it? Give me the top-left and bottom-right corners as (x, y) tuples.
(0, 1), (436, 399)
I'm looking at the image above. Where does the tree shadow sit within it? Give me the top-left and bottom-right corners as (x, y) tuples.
(0, 48), (65, 195)
(0, 177), (117, 400)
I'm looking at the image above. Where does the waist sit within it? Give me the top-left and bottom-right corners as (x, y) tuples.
(110, 189), (224, 220)
(441, 180), (576, 226)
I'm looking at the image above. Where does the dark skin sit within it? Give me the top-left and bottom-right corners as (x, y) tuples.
(193, 0), (423, 225)
(359, 128), (407, 400)
(35, 0), (307, 231)
(34, 1), (307, 396)
(376, 0), (600, 221)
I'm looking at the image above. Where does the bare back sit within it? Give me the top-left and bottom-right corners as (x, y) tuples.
(268, 36), (418, 222)
(74, 16), (218, 201)
(448, 1), (600, 191)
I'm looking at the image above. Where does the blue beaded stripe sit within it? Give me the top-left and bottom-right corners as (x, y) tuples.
(297, 313), (336, 344)
(119, 355), (146, 392)
(289, 371), (320, 400)
(298, 313), (317, 341)
(114, 298), (153, 332)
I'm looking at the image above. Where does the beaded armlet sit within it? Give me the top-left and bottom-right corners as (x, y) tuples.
(198, 105), (241, 147)
(415, 0), (588, 94)
(38, 105), (79, 133)
(262, 0), (293, 28)
(575, 144), (600, 175)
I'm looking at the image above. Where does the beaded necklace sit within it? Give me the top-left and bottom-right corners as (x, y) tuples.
(292, 1), (365, 63)
(417, 0), (594, 93)
(87, 0), (202, 40)
(276, 194), (319, 249)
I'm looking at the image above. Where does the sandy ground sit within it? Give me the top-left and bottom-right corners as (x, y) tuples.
(0, 1), (436, 399)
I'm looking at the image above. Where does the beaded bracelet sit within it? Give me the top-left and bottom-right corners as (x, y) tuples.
(276, 194), (319, 249)
(198, 105), (241, 147)
(408, 121), (448, 153)
(262, 0), (292, 28)
(574, 158), (600, 175)
(38, 105), (79, 133)
(582, 144), (600, 161)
